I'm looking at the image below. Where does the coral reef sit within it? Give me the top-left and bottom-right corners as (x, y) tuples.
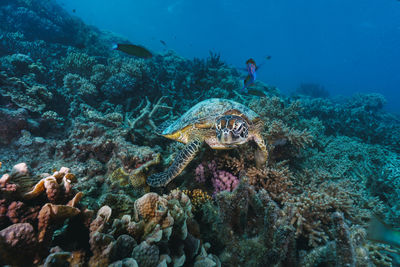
(1, 0), (400, 266)
(0, 164), (90, 265)
(86, 190), (219, 266)
(299, 93), (400, 152)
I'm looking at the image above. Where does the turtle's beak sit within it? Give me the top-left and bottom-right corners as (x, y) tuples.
(221, 130), (232, 144)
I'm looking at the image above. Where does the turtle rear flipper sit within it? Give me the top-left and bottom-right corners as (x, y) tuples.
(147, 138), (203, 187)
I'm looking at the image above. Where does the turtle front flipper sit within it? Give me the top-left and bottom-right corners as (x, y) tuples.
(147, 138), (203, 187)
(253, 133), (269, 164)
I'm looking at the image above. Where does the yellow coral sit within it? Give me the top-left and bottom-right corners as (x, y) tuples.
(129, 153), (160, 188)
(111, 153), (160, 190)
(110, 167), (130, 186)
(182, 189), (212, 211)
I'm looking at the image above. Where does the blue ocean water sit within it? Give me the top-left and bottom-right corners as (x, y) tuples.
(57, 0), (400, 113)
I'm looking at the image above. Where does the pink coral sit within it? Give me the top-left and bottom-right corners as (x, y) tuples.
(207, 160), (217, 173)
(212, 170), (239, 194)
(195, 164), (205, 183)
(0, 174), (18, 194)
(196, 160), (239, 193)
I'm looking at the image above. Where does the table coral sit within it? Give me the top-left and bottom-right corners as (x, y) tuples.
(0, 69), (53, 113)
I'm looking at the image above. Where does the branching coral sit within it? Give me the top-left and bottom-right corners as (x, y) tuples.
(123, 96), (172, 131)
(61, 52), (97, 77)
(265, 120), (313, 150)
(281, 181), (355, 247)
(246, 160), (293, 200)
(299, 93), (400, 151)
(249, 96), (301, 123)
(63, 73), (98, 101)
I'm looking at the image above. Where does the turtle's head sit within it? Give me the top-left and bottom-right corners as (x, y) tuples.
(216, 115), (249, 145)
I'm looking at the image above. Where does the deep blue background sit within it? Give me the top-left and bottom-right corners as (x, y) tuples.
(57, 0), (400, 113)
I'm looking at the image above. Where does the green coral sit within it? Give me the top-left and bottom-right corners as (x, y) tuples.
(110, 167), (130, 186)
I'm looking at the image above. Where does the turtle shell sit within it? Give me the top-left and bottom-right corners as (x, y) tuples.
(161, 98), (259, 143)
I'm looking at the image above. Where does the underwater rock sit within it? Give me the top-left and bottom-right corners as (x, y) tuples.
(0, 108), (30, 145)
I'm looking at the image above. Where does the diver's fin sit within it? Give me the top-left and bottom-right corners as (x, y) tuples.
(147, 138), (203, 187)
(111, 43), (118, 50)
(244, 75), (251, 84)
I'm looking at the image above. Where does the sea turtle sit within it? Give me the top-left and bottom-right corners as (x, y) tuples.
(147, 98), (268, 187)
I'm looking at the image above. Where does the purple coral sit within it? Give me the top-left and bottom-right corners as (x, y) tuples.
(212, 170), (239, 194)
(195, 160), (239, 194)
(195, 164), (205, 183)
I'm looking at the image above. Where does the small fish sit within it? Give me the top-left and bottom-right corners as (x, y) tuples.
(0, 162), (2, 169)
(72, 9), (76, 13)
(160, 40), (167, 46)
(367, 215), (400, 248)
(247, 89), (267, 97)
(266, 55), (272, 60)
(112, 44), (153, 59)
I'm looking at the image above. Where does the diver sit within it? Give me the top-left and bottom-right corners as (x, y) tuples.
(241, 58), (257, 93)
(240, 56), (271, 94)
